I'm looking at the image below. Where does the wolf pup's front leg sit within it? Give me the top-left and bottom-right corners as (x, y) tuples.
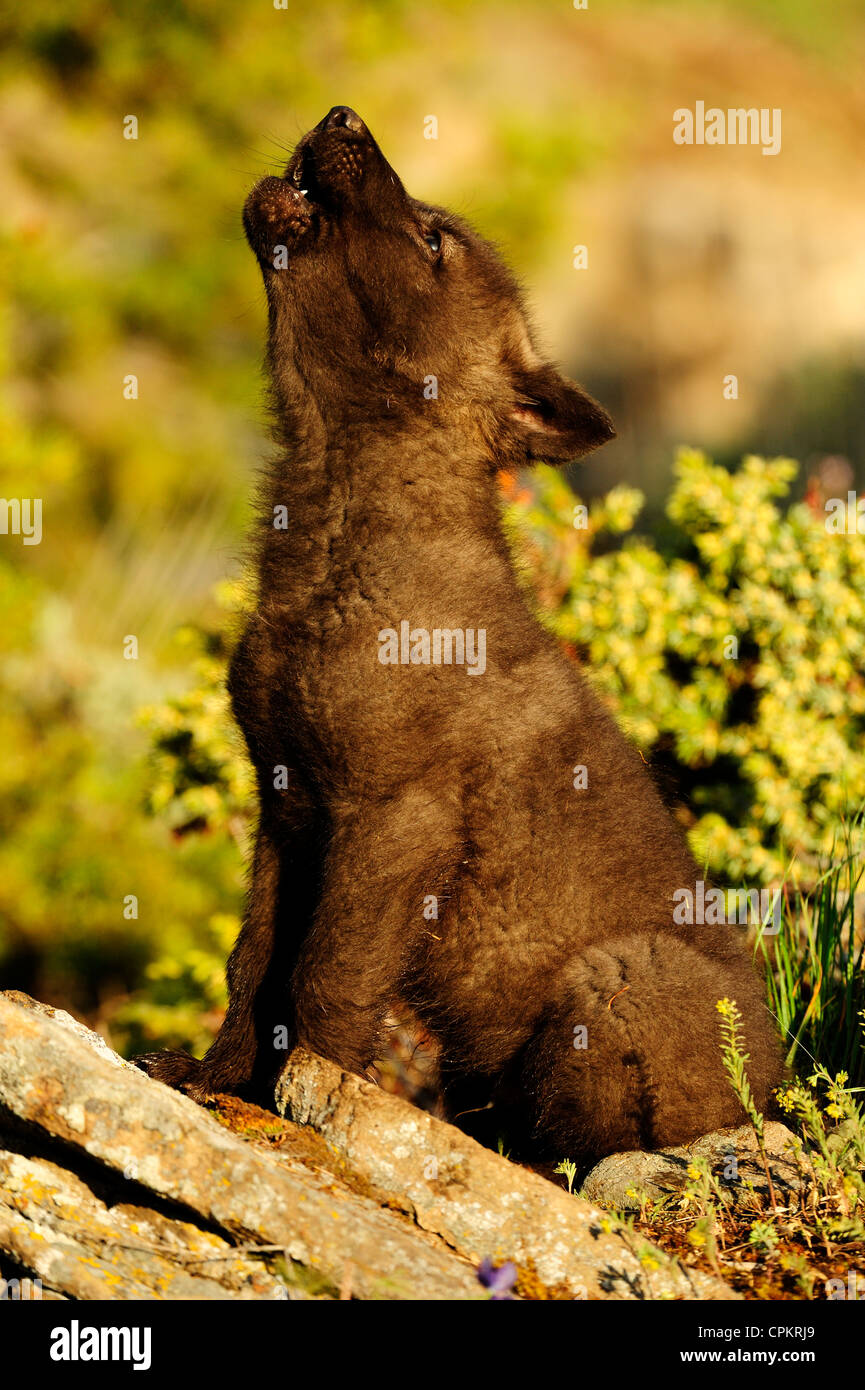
(290, 797), (461, 1075)
(135, 815), (313, 1102)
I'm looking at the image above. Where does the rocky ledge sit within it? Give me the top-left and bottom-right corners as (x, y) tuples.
(0, 990), (796, 1300)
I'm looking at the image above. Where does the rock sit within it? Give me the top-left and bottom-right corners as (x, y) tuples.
(0, 1146), (290, 1300)
(275, 1048), (735, 1299)
(0, 991), (139, 1074)
(0, 991), (736, 1300)
(0, 992), (479, 1300)
(581, 1122), (802, 1212)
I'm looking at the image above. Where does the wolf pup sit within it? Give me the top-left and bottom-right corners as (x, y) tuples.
(137, 107), (782, 1160)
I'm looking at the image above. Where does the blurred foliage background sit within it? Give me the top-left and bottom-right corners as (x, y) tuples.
(1, 0), (863, 1058)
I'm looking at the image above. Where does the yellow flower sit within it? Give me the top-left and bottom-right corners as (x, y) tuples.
(686, 1164), (702, 1181)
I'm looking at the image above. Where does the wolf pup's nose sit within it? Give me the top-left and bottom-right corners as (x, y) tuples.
(322, 106), (365, 134)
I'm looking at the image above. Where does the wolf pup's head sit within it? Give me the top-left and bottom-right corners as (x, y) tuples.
(244, 106), (614, 467)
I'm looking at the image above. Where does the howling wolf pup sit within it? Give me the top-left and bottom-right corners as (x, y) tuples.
(137, 107), (782, 1160)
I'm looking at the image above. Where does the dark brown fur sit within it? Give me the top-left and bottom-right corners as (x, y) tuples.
(137, 107), (783, 1161)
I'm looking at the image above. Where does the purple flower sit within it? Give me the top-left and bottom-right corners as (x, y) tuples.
(477, 1257), (518, 1300)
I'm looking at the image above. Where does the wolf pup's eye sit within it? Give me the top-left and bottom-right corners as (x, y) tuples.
(424, 229), (442, 255)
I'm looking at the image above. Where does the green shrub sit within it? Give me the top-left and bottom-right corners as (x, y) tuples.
(504, 449), (865, 882)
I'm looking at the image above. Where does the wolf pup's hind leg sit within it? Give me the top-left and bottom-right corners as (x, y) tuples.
(518, 932), (784, 1162)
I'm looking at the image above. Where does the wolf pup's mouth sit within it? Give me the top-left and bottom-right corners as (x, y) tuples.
(243, 107), (384, 267)
(284, 149), (324, 211)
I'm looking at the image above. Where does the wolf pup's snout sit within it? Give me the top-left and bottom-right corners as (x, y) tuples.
(243, 105), (403, 264)
(317, 105), (366, 134)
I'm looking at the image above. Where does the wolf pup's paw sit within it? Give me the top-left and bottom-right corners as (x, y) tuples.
(133, 1048), (258, 1103)
(133, 1048), (208, 1096)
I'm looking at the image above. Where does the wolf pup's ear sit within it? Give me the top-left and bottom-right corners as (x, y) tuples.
(510, 363), (615, 464)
